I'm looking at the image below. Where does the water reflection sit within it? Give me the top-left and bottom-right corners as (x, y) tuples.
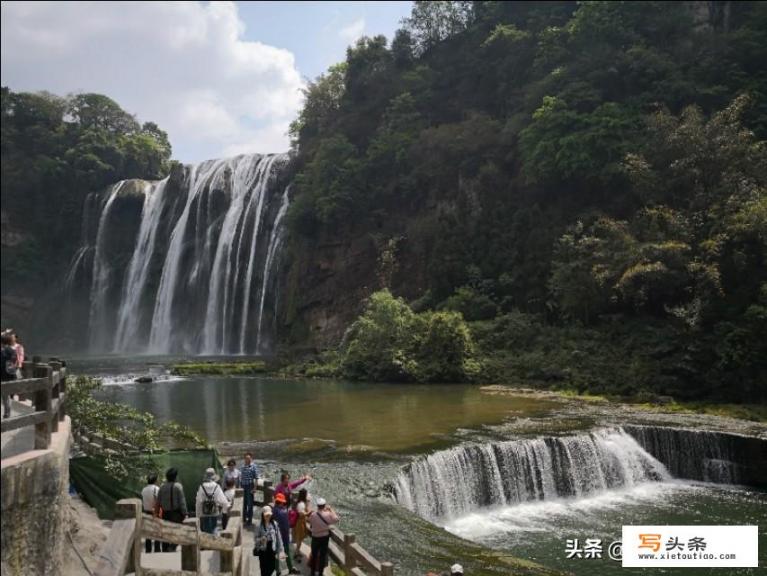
(96, 376), (556, 451)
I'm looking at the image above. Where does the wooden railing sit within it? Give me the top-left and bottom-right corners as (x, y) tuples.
(1, 360), (67, 450)
(324, 525), (393, 576)
(95, 489), (247, 576)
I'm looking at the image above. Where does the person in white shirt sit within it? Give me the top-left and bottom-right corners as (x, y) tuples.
(221, 477), (237, 530)
(141, 473), (161, 553)
(195, 468), (230, 534)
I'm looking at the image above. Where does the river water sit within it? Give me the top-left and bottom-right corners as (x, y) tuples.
(69, 357), (766, 576)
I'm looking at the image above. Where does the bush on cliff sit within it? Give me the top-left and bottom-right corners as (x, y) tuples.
(341, 290), (480, 382)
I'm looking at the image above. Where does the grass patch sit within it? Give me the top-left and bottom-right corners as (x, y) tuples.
(635, 401), (767, 422)
(171, 361), (267, 376)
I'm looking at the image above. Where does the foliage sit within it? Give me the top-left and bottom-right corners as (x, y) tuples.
(341, 290), (480, 383)
(68, 376), (205, 479)
(170, 362), (267, 376)
(284, 1), (767, 401)
(1, 87), (172, 299)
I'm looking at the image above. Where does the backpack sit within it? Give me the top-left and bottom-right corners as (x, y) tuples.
(288, 507), (298, 528)
(201, 484), (218, 516)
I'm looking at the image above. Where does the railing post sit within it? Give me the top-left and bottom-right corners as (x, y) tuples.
(381, 561), (394, 576)
(220, 529), (234, 572)
(344, 533), (357, 571)
(116, 499), (142, 576)
(181, 517), (200, 571)
(48, 362), (60, 434)
(262, 480), (274, 505)
(33, 364), (52, 449)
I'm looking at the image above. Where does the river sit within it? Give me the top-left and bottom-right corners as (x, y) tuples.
(69, 356), (767, 576)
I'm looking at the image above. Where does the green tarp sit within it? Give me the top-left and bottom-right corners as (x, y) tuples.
(70, 449), (224, 519)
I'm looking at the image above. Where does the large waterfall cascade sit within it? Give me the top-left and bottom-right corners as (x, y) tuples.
(394, 426), (756, 521)
(71, 153), (291, 355)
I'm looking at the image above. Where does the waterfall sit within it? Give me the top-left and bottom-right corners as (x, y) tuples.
(395, 426), (766, 521)
(87, 182), (126, 350)
(394, 428), (672, 520)
(254, 184), (290, 354)
(72, 152), (290, 355)
(113, 179), (168, 351)
(624, 425), (764, 484)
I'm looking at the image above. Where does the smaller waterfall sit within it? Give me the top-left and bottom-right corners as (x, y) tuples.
(624, 425), (762, 484)
(395, 428), (670, 520)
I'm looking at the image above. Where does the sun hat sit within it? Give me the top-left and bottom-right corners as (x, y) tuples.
(274, 493), (287, 504)
(316, 497), (327, 507)
(450, 564), (464, 575)
(262, 505), (273, 515)
(204, 467), (219, 482)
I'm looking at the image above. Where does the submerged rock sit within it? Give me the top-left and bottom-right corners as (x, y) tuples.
(134, 376), (153, 383)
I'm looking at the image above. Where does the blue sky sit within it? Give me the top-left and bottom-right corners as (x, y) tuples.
(238, 1), (411, 80)
(1, 1), (412, 163)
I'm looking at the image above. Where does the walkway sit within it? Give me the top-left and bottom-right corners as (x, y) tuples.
(0, 400), (34, 460)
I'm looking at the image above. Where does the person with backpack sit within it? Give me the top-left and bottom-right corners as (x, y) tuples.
(253, 505), (284, 576)
(195, 468), (230, 534)
(273, 493), (299, 574)
(156, 468), (188, 551)
(1, 332), (18, 419)
(308, 497), (339, 576)
(141, 473), (161, 553)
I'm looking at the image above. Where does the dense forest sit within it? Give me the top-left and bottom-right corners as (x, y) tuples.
(284, 1), (766, 402)
(1, 89), (172, 332)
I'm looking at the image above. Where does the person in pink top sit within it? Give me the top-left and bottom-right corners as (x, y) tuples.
(273, 472), (312, 503)
(308, 498), (339, 576)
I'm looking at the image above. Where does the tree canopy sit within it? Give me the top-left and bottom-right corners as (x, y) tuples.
(286, 1), (767, 401)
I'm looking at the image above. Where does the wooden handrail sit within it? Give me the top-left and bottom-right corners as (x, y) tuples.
(0, 361), (67, 451)
(304, 521), (393, 576)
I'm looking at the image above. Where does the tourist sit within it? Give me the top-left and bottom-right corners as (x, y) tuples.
(272, 492), (299, 574)
(156, 467), (187, 551)
(308, 497), (339, 576)
(240, 452), (260, 526)
(222, 458), (241, 488)
(221, 477), (236, 530)
(195, 467), (230, 534)
(141, 473), (161, 553)
(291, 489), (311, 563)
(274, 471), (312, 503)
(9, 331), (25, 378)
(1, 332), (18, 419)
(254, 505), (284, 576)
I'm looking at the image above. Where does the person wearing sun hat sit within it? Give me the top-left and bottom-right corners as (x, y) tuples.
(308, 497), (339, 576)
(272, 492), (300, 574)
(254, 505), (284, 575)
(195, 467), (230, 534)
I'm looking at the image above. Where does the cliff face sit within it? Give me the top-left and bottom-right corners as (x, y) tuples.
(274, 187), (462, 353)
